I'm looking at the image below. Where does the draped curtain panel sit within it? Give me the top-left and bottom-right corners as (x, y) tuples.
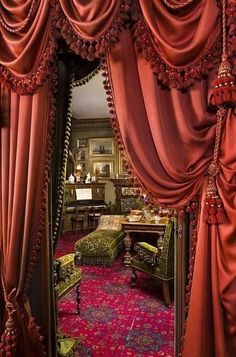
(106, 30), (217, 207)
(0, 79), (54, 355)
(106, 30), (236, 356)
(0, 0), (236, 356)
(0, 1), (56, 355)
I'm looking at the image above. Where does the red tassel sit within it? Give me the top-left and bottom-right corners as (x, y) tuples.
(27, 316), (46, 356)
(209, 60), (236, 107)
(0, 314), (18, 357)
(203, 176), (225, 225)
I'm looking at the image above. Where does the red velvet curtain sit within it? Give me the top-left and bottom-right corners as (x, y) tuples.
(106, 30), (216, 207)
(0, 79), (54, 355)
(107, 29), (236, 356)
(182, 109), (236, 357)
(59, 0), (120, 38)
(0, 1), (55, 355)
(0, 0), (57, 94)
(0, 0), (51, 73)
(1, 1), (236, 356)
(138, 0), (220, 66)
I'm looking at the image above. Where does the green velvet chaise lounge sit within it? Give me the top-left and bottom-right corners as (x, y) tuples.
(74, 215), (124, 266)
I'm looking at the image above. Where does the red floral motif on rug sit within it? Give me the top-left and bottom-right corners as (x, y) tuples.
(56, 232), (174, 356)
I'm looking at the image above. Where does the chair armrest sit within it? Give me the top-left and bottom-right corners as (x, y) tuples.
(134, 242), (161, 266)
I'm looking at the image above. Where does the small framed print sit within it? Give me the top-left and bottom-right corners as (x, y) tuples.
(92, 160), (114, 179)
(77, 138), (87, 148)
(79, 148), (88, 161)
(118, 151), (129, 176)
(89, 138), (115, 157)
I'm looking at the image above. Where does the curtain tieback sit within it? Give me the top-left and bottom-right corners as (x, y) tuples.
(0, 288), (19, 356)
(203, 106), (227, 225)
(210, 0), (236, 107)
(0, 291), (45, 356)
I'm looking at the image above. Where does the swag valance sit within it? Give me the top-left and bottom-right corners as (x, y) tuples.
(2, 0), (235, 93)
(0, 1), (236, 356)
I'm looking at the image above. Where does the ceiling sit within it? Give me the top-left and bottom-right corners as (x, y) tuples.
(71, 71), (110, 119)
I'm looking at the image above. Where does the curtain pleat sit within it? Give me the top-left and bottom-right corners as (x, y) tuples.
(0, 0), (57, 94)
(138, 0), (220, 66)
(106, 31), (216, 207)
(59, 0), (120, 39)
(0, 0), (50, 73)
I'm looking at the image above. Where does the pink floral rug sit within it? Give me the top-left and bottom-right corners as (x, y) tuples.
(56, 232), (174, 356)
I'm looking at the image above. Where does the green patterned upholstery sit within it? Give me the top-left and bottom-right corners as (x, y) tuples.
(57, 267), (82, 298)
(57, 333), (80, 357)
(133, 242), (159, 266)
(54, 253), (82, 314)
(74, 215), (125, 266)
(56, 253), (75, 280)
(130, 219), (174, 306)
(75, 229), (125, 266)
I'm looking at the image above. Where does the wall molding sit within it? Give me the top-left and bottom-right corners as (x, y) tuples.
(72, 117), (111, 131)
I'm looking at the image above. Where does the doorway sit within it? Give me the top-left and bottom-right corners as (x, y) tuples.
(51, 50), (188, 357)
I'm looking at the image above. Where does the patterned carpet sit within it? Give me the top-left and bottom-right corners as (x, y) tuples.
(56, 232), (174, 357)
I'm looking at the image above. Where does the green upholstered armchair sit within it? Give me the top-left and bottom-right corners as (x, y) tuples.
(54, 253), (82, 314)
(54, 253), (82, 356)
(130, 218), (175, 306)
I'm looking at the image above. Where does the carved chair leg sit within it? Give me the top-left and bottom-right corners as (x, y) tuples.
(130, 268), (137, 287)
(76, 283), (81, 314)
(162, 281), (171, 307)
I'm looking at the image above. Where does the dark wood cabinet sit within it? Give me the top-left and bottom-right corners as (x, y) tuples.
(110, 178), (140, 213)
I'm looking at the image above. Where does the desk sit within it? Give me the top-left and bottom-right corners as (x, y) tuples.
(121, 219), (167, 267)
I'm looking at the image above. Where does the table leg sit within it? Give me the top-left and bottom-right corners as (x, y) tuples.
(76, 283), (81, 314)
(123, 232), (132, 267)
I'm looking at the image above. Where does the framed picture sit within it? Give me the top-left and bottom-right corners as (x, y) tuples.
(118, 151), (129, 176)
(89, 138), (115, 157)
(92, 160), (114, 179)
(79, 148), (88, 161)
(77, 138), (87, 148)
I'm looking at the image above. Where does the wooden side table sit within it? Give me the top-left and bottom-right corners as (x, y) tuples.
(121, 219), (167, 267)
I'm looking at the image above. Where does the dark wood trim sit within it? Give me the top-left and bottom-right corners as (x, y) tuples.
(175, 214), (188, 356)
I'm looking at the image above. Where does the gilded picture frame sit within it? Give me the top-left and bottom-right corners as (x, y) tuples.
(118, 151), (129, 176)
(89, 138), (115, 157)
(77, 138), (87, 148)
(92, 160), (114, 179)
